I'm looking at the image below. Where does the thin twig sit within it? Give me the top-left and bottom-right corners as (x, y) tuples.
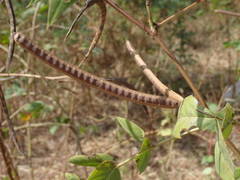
(0, 84), (23, 155)
(4, 0), (16, 71)
(65, 0), (97, 41)
(0, 73), (69, 80)
(145, 0), (156, 34)
(125, 40), (183, 102)
(157, 0), (205, 27)
(215, 9), (240, 17)
(0, 88), (20, 180)
(0, 44), (29, 68)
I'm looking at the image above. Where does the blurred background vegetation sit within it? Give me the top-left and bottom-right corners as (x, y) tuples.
(0, 0), (240, 179)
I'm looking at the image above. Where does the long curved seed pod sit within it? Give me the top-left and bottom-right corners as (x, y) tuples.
(14, 33), (180, 108)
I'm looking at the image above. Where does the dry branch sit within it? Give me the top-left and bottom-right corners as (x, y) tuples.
(157, 0), (205, 26)
(126, 40), (183, 102)
(215, 9), (240, 17)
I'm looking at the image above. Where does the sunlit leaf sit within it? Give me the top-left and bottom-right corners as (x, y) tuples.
(216, 104), (234, 139)
(173, 96), (216, 138)
(65, 173), (80, 180)
(135, 138), (151, 173)
(116, 117), (144, 142)
(49, 125), (59, 135)
(202, 167), (213, 175)
(69, 154), (113, 167)
(88, 161), (121, 180)
(215, 122), (235, 180)
(48, 0), (77, 25)
(234, 167), (240, 179)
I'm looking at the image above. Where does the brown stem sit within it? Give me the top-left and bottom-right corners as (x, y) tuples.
(157, 0), (205, 26)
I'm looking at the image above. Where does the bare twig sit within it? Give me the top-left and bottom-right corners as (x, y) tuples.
(0, 87), (20, 180)
(104, 0), (207, 107)
(145, 0), (156, 34)
(81, 1), (107, 63)
(65, 0), (99, 40)
(0, 73), (69, 81)
(4, 0), (16, 71)
(126, 40), (183, 102)
(157, 0), (205, 27)
(215, 9), (240, 17)
(0, 44), (29, 68)
(0, 84), (23, 155)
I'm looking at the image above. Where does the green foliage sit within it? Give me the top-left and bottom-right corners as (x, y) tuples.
(22, 100), (53, 118)
(173, 96), (217, 138)
(235, 167), (240, 179)
(47, 0), (77, 25)
(88, 161), (121, 180)
(214, 122), (235, 180)
(173, 95), (237, 180)
(69, 154), (113, 167)
(65, 173), (80, 180)
(116, 117), (144, 142)
(135, 138), (152, 173)
(210, 0), (232, 9)
(49, 115), (70, 134)
(223, 40), (240, 51)
(19, 101), (53, 122)
(4, 82), (26, 100)
(202, 167), (213, 175)
(201, 155), (214, 165)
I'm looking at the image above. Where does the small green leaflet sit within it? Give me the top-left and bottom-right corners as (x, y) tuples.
(69, 154), (113, 167)
(135, 138), (152, 173)
(216, 103), (234, 139)
(48, 0), (77, 25)
(173, 96), (216, 138)
(4, 83), (26, 100)
(235, 167), (240, 179)
(215, 122), (235, 180)
(88, 161), (121, 180)
(116, 117), (144, 142)
(65, 173), (80, 180)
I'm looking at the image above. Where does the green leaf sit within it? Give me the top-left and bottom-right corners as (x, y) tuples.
(65, 173), (80, 180)
(23, 101), (53, 118)
(216, 104), (234, 139)
(234, 167), (240, 179)
(56, 116), (70, 124)
(88, 161), (121, 180)
(202, 167), (213, 175)
(48, 0), (77, 25)
(4, 83), (26, 99)
(215, 122), (235, 180)
(201, 155), (214, 165)
(173, 96), (216, 138)
(69, 154), (113, 167)
(223, 40), (240, 51)
(116, 117), (144, 142)
(27, 0), (41, 7)
(135, 138), (151, 173)
(96, 153), (114, 161)
(49, 125), (59, 135)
